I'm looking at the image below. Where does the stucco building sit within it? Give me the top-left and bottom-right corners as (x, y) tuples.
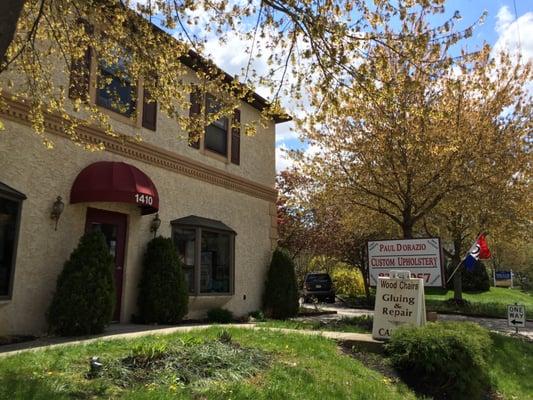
(0, 33), (287, 335)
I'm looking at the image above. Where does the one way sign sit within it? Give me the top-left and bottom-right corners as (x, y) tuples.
(507, 304), (526, 328)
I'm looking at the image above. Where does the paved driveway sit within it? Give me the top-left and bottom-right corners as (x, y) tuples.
(300, 304), (533, 340)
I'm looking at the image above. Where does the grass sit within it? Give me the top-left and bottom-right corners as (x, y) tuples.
(488, 333), (533, 399)
(344, 287), (533, 319)
(260, 315), (372, 333)
(425, 287), (533, 319)
(0, 327), (416, 400)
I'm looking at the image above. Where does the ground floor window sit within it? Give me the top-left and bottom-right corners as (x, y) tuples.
(0, 182), (25, 299)
(171, 216), (235, 296)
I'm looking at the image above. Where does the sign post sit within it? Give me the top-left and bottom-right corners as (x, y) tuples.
(507, 303), (526, 334)
(367, 238), (444, 287)
(372, 270), (426, 340)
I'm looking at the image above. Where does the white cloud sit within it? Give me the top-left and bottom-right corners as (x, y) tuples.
(493, 7), (533, 62)
(495, 6), (515, 35)
(275, 121), (299, 143)
(276, 143), (293, 172)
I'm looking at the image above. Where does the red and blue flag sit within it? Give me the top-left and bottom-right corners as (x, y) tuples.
(464, 234), (491, 271)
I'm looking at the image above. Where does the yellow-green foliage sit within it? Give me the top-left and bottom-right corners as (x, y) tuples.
(332, 265), (365, 297)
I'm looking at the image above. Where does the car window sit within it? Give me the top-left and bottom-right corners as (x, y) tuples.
(306, 274), (331, 283)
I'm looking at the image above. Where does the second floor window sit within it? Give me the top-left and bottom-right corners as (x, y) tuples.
(68, 45), (157, 130)
(96, 59), (136, 117)
(189, 90), (241, 165)
(204, 95), (228, 156)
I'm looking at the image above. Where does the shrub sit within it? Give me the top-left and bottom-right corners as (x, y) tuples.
(331, 265), (365, 297)
(207, 307), (234, 323)
(47, 231), (115, 336)
(462, 260), (491, 292)
(137, 237), (188, 324)
(263, 248), (299, 319)
(386, 322), (492, 400)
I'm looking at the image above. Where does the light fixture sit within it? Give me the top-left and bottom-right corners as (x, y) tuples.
(50, 196), (64, 231)
(150, 213), (161, 237)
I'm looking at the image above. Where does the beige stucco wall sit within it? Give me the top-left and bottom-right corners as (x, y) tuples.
(0, 117), (275, 335)
(0, 56), (277, 189)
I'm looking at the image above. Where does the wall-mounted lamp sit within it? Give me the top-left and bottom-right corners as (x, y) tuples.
(50, 196), (65, 231)
(150, 213), (161, 237)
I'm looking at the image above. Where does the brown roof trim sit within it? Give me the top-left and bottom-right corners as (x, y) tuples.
(179, 50), (292, 124)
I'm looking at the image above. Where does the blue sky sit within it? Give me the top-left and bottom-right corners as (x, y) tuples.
(272, 0), (533, 171)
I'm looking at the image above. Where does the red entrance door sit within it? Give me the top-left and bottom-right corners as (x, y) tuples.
(85, 208), (127, 321)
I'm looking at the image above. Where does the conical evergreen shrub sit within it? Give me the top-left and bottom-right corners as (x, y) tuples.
(263, 248), (299, 319)
(47, 231), (115, 336)
(462, 260), (491, 292)
(137, 237), (188, 324)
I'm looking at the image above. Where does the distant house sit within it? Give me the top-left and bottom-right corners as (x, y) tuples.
(0, 21), (289, 335)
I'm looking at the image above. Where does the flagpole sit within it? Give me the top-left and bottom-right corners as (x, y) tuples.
(446, 232), (483, 284)
(446, 259), (464, 284)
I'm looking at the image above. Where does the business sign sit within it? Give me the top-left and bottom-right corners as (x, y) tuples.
(494, 271), (513, 288)
(372, 271), (426, 340)
(507, 304), (526, 328)
(368, 238), (444, 287)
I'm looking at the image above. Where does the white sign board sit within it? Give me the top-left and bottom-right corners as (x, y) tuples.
(372, 272), (426, 340)
(368, 238), (444, 287)
(507, 304), (526, 328)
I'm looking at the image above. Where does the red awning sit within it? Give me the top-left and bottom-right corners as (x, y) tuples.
(70, 161), (159, 215)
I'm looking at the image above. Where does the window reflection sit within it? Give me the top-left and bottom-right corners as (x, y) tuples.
(173, 228), (196, 293)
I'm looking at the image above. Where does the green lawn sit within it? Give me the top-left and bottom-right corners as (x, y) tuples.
(488, 333), (533, 399)
(0, 328), (416, 400)
(0, 326), (530, 399)
(260, 315), (372, 333)
(424, 287), (533, 319)
(346, 287), (533, 318)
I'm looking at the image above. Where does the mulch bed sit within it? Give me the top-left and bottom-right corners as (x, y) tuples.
(338, 342), (399, 381)
(0, 335), (36, 346)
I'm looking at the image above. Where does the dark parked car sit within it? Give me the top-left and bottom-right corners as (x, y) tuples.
(302, 272), (335, 303)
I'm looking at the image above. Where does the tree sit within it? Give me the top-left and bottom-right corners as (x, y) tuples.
(423, 172), (531, 300)
(47, 231), (115, 336)
(137, 237), (189, 324)
(263, 248), (299, 319)
(491, 235), (533, 290)
(277, 167), (397, 302)
(293, 10), (531, 240)
(1, 1), (482, 146)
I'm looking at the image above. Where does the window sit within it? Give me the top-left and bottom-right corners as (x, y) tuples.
(96, 58), (136, 117)
(188, 90), (241, 164)
(173, 227), (196, 294)
(68, 44), (158, 129)
(0, 182), (25, 299)
(204, 95), (228, 156)
(201, 231), (231, 293)
(171, 216), (235, 296)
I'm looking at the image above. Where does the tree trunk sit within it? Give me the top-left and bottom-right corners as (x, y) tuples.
(0, 0), (25, 68)
(452, 238), (463, 301)
(402, 222), (414, 239)
(359, 246), (371, 305)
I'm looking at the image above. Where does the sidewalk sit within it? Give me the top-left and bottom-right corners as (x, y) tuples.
(0, 323), (382, 358)
(299, 304), (533, 340)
